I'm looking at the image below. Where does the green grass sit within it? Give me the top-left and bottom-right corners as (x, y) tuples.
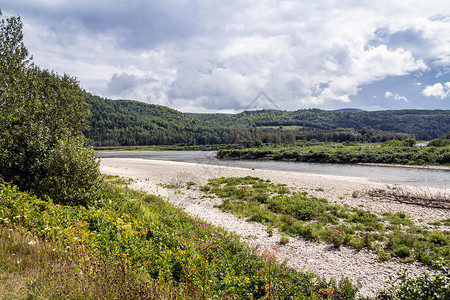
(0, 176), (360, 299)
(201, 176), (450, 265)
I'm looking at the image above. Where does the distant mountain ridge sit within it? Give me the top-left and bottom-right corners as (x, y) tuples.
(333, 108), (365, 112)
(85, 94), (450, 146)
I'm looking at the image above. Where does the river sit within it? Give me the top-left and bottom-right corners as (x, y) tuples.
(97, 151), (450, 189)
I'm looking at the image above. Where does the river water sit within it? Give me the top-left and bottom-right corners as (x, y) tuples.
(97, 151), (450, 189)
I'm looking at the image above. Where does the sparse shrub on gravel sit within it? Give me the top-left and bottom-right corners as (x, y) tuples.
(200, 176), (450, 266)
(378, 260), (450, 299)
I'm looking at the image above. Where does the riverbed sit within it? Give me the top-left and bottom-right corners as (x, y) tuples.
(97, 151), (450, 189)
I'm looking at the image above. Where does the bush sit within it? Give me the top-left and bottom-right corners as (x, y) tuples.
(402, 138), (416, 147)
(329, 229), (346, 247)
(427, 138), (450, 147)
(38, 135), (101, 206)
(379, 260), (450, 299)
(429, 231), (448, 245)
(393, 245), (412, 258)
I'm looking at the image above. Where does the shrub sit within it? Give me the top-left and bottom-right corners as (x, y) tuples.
(378, 250), (391, 262)
(279, 234), (289, 245)
(300, 223), (321, 241)
(379, 260), (450, 299)
(266, 224), (274, 236)
(429, 230), (448, 245)
(252, 192), (269, 203)
(402, 138), (416, 147)
(37, 135), (101, 206)
(393, 245), (412, 258)
(329, 229), (346, 248)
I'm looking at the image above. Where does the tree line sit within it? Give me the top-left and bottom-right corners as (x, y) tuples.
(189, 108), (450, 141)
(86, 96), (446, 147)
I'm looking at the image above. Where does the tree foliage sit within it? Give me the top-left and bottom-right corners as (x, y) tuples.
(0, 11), (100, 206)
(218, 144), (450, 166)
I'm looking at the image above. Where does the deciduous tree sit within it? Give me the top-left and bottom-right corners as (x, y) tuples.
(0, 10), (100, 206)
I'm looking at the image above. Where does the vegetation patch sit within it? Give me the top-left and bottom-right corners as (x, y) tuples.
(200, 176), (450, 265)
(217, 142), (450, 166)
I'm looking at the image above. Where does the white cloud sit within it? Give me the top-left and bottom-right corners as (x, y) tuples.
(4, 0), (450, 111)
(422, 82), (449, 99)
(385, 91), (408, 101)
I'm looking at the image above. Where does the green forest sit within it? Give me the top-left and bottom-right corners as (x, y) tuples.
(86, 95), (449, 147)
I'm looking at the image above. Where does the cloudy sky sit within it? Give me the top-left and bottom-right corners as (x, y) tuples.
(2, 1), (450, 112)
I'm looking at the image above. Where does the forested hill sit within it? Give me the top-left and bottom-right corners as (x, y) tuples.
(188, 109), (450, 140)
(85, 95), (449, 146)
(85, 94), (229, 146)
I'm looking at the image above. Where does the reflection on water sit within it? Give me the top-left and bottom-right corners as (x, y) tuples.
(97, 151), (450, 189)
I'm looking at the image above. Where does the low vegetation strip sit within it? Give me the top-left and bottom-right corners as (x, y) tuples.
(0, 177), (361, 299)
(217, 143), (450, 166)
(199, 176), (450, 266)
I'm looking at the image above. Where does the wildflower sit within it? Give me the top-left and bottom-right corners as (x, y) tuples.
(61, 286), (64, 289)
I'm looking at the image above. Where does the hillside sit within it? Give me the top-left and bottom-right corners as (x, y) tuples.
(85, 94), (230, 146)
(189, 109), (450, 140)
(86, 95), (450, 146)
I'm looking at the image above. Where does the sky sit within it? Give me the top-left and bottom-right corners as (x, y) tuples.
(2, 1), (450, 113)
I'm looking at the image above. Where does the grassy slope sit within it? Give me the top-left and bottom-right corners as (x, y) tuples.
(0, 176), (359, 299)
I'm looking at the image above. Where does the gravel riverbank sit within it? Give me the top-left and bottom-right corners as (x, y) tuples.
(100, 158), (448, 297)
